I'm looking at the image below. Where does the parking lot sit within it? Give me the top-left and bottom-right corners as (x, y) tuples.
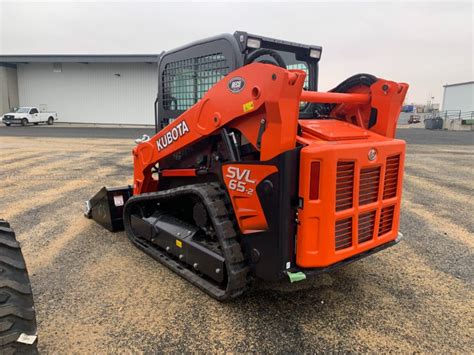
(0, 124), (472, 352)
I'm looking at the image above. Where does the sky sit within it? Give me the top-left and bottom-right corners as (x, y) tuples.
(0, 0), (472, 104)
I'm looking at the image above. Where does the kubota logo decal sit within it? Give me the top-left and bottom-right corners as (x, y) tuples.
(156, 120), (190, 151)
(228, 77), (245, 93)
(368, 148), (377, 161)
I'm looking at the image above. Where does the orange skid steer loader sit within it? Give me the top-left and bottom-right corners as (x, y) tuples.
(85, 32), (408, 300)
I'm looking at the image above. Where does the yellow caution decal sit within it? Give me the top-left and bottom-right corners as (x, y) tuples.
(176, 240), (182, 248)
(243, 101), (254, 113)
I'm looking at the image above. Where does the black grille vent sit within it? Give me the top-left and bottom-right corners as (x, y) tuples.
(359, 167), (381, 205)
(335, 217), (353, 250)
(383, 155), (400, 199)
(378, 205), (395, 236)
(358, 210), (376, 243)
(336, 162), (355, 211)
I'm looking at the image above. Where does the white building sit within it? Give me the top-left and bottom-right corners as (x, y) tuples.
(0, 55), (160, 125)
(442, 81), (474, 113)
(0, 64), (19, 115)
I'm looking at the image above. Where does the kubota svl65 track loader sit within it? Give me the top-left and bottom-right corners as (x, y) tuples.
(85, 32), (408, 300)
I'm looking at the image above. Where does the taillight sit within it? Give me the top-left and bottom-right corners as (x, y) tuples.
(309, 161), (321, 200)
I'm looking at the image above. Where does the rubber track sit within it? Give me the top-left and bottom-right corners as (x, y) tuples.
(0, 220), (38, 354)
(123, 183), (249, 301)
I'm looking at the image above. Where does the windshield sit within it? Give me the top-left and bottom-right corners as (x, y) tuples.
(16, 108), (30, 113)
(258, 50), (310, 89)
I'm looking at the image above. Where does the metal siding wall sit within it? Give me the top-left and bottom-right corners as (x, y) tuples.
(17, 63), (158, 124)
(442, 83), (474, 112)
(0, 66), (19, 115)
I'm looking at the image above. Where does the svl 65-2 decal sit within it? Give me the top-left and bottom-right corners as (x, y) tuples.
(222, 164), (277, 234)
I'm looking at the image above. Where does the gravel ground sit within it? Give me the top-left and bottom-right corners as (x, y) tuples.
(0, 126), (472, 352)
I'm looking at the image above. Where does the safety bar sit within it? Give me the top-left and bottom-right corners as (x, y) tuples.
(300, 91), (371, 105)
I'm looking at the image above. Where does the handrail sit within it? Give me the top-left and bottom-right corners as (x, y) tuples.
(426, 110), (474, 120)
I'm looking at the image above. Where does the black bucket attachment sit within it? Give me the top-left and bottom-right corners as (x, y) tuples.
(84, 186), (133, 232)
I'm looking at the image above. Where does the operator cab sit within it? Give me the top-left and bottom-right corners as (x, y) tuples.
(155, 31), (323, 131)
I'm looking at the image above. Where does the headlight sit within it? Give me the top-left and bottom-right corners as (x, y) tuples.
(310, 48), (322, 59)
(247, 37), (261, 49)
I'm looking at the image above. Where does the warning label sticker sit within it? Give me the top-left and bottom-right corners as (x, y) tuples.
(113, 195), (124, 207)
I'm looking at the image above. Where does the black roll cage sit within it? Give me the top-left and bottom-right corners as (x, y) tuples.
(155, 31), (323, 132)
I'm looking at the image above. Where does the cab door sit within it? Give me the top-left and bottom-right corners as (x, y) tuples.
(29, 108), (40, 123)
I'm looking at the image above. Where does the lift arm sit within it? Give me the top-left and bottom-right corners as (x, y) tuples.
(132, 63), (306, 194)
(132, 62), (408, 195)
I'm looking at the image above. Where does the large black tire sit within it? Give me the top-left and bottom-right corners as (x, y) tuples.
(47, 117), (53, 126)
(0, 220), (38, 354)
(21, 119), (28, 127)
(5, 123), (11, 127)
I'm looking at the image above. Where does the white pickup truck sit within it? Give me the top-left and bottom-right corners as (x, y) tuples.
(2, 107), (58, 126)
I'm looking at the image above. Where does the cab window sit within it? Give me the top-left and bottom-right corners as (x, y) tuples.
(162, 53), (231, 111)
(252, 50), (310, 109)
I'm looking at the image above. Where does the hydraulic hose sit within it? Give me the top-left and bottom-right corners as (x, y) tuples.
(312, 73), (378, 117)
